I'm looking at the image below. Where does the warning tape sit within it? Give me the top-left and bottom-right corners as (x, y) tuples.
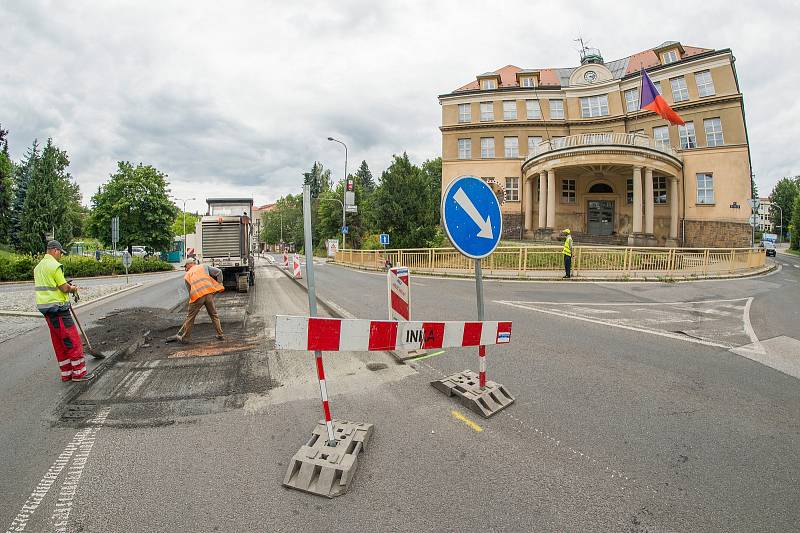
(275, 316), (512, 352)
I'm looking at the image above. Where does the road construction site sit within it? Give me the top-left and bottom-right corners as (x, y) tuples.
(2, 253), (800, 532)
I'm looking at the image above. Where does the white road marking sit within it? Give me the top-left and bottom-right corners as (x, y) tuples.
(505, 298), (748, 306)
(6, 408), (111, 533)
(737, 297), (765, 356)
(495, 300), (732, 349)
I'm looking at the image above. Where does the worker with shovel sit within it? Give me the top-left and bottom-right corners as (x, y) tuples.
(33, 240), (91, 382)
(167, 258), (225, 343)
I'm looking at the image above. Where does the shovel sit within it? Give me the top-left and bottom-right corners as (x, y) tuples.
(69, 287), (106, 359)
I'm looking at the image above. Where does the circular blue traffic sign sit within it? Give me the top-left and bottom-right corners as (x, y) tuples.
(441, 176), (502, 259)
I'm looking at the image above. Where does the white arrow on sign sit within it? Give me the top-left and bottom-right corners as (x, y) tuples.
(454, 187), (493, 239)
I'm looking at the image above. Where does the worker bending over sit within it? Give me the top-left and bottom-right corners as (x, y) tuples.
(170, 258), (225, 342)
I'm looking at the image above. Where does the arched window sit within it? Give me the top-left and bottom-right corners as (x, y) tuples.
(588, 183), (613, 193)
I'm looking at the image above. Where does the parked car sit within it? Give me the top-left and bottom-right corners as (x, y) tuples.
(763, 241), (776, 257)
(131, 246), (147, 257)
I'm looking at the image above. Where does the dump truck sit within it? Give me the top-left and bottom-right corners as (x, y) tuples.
(195, 198), (255, 292)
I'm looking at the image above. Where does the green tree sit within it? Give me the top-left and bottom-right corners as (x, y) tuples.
(171, 211), (200, 237)
(0, 125), (14, 245)
(791, 194), (800, 250)
(17, 139), (82, 254)
(261, 195), (303, 249)
(303, 161), (332, 199)
(88, 162), (178, 252)
(354, 160), (375, 195)
(10, 140), (39, 250)
(367, 153), (440, 248)
(769, 177), (799, 240)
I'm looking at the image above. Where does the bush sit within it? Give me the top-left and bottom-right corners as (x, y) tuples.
(0, 253), (173, 281)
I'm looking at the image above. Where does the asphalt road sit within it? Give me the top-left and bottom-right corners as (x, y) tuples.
(2, 255), (798, 532)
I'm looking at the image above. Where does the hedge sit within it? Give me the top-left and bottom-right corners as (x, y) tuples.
(0, 254), (174, 282)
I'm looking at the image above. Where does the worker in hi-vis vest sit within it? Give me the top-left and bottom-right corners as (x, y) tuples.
(167, 257), (225, 343)
(33, 240), (89, 382)
(562, 229), (574, 279)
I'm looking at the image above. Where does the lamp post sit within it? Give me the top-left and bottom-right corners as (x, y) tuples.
(773, 203), (783, 243)
(173, 197), (196, 261)
(327, 136), (348, 249)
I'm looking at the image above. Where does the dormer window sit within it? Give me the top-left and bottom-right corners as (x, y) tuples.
(515, 71), (540, 88)
(481, 79), (497, 90)
(521, 77), (536, 88)
(662, 50), (678, 64)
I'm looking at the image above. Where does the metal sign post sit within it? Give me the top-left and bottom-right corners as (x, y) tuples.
(111, 216), (119, 259)
(474, 259), (486, 388)
(121, 251), (132, 284)
(303, 184), (336, 447)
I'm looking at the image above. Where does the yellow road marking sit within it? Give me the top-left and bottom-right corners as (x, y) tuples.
(451, 410), (483, 432)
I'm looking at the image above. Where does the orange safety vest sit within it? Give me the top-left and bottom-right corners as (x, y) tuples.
(184, 265), (224, 302)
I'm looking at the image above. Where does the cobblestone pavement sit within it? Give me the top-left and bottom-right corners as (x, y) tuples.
(0, 315), (41, 344)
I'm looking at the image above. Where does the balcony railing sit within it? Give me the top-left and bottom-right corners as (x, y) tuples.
(528, 133), (679, 160)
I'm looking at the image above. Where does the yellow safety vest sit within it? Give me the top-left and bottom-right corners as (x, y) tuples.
(33, 254), (69, 314)
(562, 235), (573, 257)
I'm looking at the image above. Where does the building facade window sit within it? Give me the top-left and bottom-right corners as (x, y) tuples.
(502, 100), (517, 120)
(626, 178), (633, 204)
(457, 138), (471, 159)
(549, 99), (565, 119)
(458, 103), (471, 123)
(580, 95), (610, 117)
(624, 89), (639, 112)
(653, 81), (662, 95)
(670, 76), (689, 102)
(480, 137), (495, 158)
(653, 126), (670, 148)
(505, 177), (519, 201)
(653, 176), (668, 204)
(696, 173), (714, 204)
(504, 136), (519, 158)
(527, 136), (543, 154)
(704, 118), (724, 147)
(678, 122), (697, 149)
(521, 77), (536, 88)
(695, 70), (716, 97)
(525, 99), (542, 119)
(561, 179), (576, 203)
(552, 136), (566, 148)
(662, 50), (678, 64)
(481, 79), (497, 90)
(480, 102), (493, 121)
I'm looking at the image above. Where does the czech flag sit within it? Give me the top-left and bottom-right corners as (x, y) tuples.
(640, 69), (685, 125)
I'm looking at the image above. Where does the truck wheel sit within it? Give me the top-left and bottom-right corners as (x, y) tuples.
(237, 274), (249, 293)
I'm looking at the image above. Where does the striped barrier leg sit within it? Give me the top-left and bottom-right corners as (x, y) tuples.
(314, 351), (336, 445)
(479, 345), (486, 388)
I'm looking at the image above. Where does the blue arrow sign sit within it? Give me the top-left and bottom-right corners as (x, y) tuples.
(380, 233), (390, 245)
(442, 176), (502, 259)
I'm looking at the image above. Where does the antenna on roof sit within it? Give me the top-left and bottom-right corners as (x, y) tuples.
(575, 36), (603, 65)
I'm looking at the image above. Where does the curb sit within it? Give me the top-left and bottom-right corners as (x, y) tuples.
(330, 261), (776, 283)
(0, 268), (180, 286)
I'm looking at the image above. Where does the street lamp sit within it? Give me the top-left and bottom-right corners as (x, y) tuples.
(773, 203), (784, 243)
(327, 136), (348, 248)
(173, 196), (196, 260)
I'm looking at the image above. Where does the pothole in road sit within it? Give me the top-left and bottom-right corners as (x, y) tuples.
(54, 292), (275, 428)
(366, 362), (389, 371)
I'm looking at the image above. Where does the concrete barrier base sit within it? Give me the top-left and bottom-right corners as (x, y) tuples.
(283, 419), (374, 498)
(431, 369), (514, 418)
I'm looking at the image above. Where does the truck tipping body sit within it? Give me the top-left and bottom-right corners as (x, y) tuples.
(196, 198), (255, 292)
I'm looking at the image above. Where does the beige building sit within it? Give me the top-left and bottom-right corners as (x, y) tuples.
(439, 41), (753, 247)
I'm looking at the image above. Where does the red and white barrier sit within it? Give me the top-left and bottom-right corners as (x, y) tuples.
(283, 251), (289, 268)
(276, 316), (512, 352)
(387, 266), (410, 321)
(293, 254), (302, 279)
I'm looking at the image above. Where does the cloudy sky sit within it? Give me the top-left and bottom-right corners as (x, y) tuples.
(2, 0), (798, 214)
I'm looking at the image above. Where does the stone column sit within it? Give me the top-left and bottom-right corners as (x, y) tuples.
(644, 167), (654, 236)
(546, 169), (556, 229)
(524, 176), (534, 232)
(538, 171), (547, 229)
(631, 166), (643, 235)
(669, 177), (679, 239)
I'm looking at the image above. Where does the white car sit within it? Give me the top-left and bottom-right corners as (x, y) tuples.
(131, 246), (148, 257)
